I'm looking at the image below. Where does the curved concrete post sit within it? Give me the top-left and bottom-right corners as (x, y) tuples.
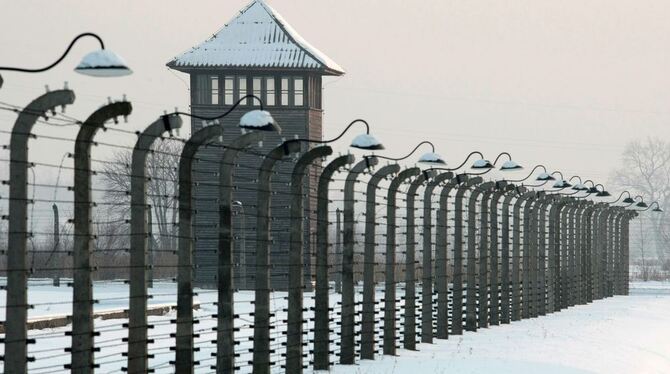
(593, 205), (609, 300)
(73, 101), (132, 374)
(488, 182), (511, 325)
(558, 200), (572, 310)
(582, 203), (597, 303)
(383, 167), (419, 356)
(452, 175), (478, 335)
(500, 187), (524, 323)
(521, 192), (540, 319)
(477, 183), (498, 328)
(548, 198), (568, 313)
(128, 114), (182, 374)
(313, 154), (354, 370)
(605, 207), (618, 297)
(568, 203), (579, 307)
(622, 211), (636, 294)
(574, 202), (587, 305)
(536, 195), (556, 316)
(287, 146), (333, 373)
(176, 125), (223, 373)
(5, 89), (75, 374)
(216, 132), (264, 374)
(512, 192), (534, 321)
(361, 163), (399, 360)
(421, 171), (454, 341)
(464, 177), (486, 332)
(252, 140), (303, 374)
(435, 177), (459, 339)
(341, 157), (378, 365)
(403, 170), (435, 350)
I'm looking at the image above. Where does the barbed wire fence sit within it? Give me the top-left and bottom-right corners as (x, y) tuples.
(0, 88), (640, 374)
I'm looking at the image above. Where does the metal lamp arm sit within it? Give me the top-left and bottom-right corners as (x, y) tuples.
(293, 119), (371, 144)
(0, 32), (105, 73)
(508, 164), (547, 183)
(375, 140), (436, 162)
(172, 94), (264, 121)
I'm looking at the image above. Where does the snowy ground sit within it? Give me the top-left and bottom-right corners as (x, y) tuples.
(327, 282), (670, 374)
(0, 280), (668, 373)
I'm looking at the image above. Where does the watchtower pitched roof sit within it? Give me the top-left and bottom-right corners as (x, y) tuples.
(167, 0), (344, 75)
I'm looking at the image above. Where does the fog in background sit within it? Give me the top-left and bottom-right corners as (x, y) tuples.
(1, 0), (669, 183)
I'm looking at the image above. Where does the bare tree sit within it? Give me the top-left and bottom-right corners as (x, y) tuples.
(610, 137), (670, 264)
(100, 138), (181, 253)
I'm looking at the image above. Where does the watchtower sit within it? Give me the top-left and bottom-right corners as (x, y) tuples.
(167, 0), (344, 289)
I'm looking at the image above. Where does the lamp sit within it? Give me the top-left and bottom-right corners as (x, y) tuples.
(294, 119), (384, 150)
(375, 141), (445, 164)
(0, 33), (132, 78)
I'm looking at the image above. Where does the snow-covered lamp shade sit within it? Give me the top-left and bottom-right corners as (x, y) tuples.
(471, 159), (494, 169)
(572, 183), (588, 191)
(596, 190), (611, 197)
(500, 160), (523, 171)
(239, 110), (281, 132)
(653, 206), (663, 212)
(350, 133), (384, 150)
(74, 49), (132, 77)
(636, 201), (648, 208)
(536, 172), (556, 181)
(553, 179), (571, 189)
(622, 197), (635, 204)
(418, 152), (446, 164)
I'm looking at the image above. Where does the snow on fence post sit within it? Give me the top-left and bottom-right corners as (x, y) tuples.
(313, 154), (354, 371)
(286, 144), (334, 373)
(383, 167), (419, 356)
(421, 172), (454, 341)
(403, 171), (434, 350)
(435, 177), (457, 339)
(72, 100), (132, 374)
(5, 89), (75, 374)
(252, 140), (302, 374)
(464, 178), (486, 332)
(128, 113), (182, 374)
(217, 131), (264, 374)
(175, 125), (223, 374)
(361, 163), (399, 360)
(340, 157), (378, 365)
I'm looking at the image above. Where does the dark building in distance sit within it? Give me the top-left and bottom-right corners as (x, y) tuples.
(167, 0), (344, 289)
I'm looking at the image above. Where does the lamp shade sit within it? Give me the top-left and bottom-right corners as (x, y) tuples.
(596, 190), (611, 197)
(536, 172), (556, 181)
(572, 183), (588, 191)
(500, 160), (523, 171)
(74, 49), (132, 77)
(418, 152), (446, 164)
(351, 133), (384, 150)
(472, 159), (494, 169)
(653, 206), (663, 212)
(637, 201), (648, 208)
(622, 197), (635, 204)
(553, 179), (571, 189)
(239, 110), (281, 132)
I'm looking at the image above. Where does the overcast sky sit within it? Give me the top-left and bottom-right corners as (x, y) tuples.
(1, 0), (669, 185)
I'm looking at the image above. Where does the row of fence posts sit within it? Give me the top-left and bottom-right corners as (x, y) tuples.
(2, 90), (636, 374)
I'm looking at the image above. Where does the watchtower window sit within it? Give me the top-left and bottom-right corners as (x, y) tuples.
(265, 77), (276, 106)
(280, 77), (289, 106)
(210, 76), (220, 105)
(238, 76), (248, 105)
(253, 77), (262, 106)
(223, 76), (234, 105)
(294, 77), (304, 106)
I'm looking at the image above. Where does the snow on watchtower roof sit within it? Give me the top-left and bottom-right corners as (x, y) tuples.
(167, 0), (345, 76)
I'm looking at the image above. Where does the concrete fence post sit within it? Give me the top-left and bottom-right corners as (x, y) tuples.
(286, 145), (333, 373)
(128, 114), (182, 374)
(313, 154), (354, 370)
(582, 203), (596, 303)
(477, 183), (497, 328)
(341, 157), (378, 365)
(5, 89), (75, 374)
(435, 177), (458, 339)
(500, 187), (523, 323)
(521, 192), (539, 320)
(252, 140), (302, 374)
(451, 175), (477, 335)
(464, 179), (488, 331)
(421, 172), (454, 341)
(383, 168), (419, 356)
(526, 192), (545, 318)
(511, 192), (534, 321)
(217, 132), (263, 374)
(487, 182), (509, 325)
(536, 195), (555, 316)
(176, 125), (223, 374)
(402, 170), (435, 350)
(73, 101), (132, 374)
(361, 163), (399, 360)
